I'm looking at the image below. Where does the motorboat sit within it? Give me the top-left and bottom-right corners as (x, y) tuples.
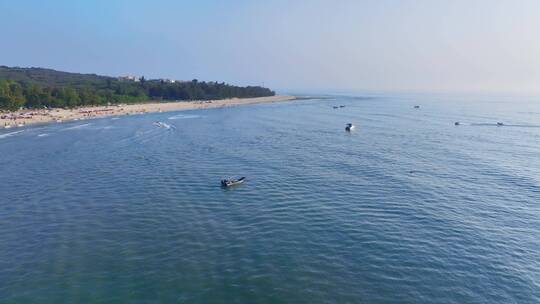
(414, 105), (420, 109)
(221, 177), (246, 187)
(345, 123), (355, 131)
(153, 121), (174, 129)
(454, 122), (460, 126)
(497, 122), (504, 126)
(333, 106), (339, 109)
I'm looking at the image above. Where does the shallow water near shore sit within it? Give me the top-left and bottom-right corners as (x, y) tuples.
(1, 94), (539, 303)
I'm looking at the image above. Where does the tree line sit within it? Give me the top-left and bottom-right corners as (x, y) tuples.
(0, 67), (274, 111)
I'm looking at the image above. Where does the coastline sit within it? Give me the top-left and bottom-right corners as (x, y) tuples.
(1, 95), (296, 128)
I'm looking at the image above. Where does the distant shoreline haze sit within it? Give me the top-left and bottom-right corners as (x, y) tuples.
(0, 66), (275, 111)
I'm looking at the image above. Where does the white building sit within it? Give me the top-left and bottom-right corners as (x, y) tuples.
(118, 75), (139, 82)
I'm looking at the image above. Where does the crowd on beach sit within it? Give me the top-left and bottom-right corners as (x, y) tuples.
(1, 110), (47, 128)
(0, 106), (132, 129)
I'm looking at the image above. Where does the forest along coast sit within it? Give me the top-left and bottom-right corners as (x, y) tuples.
(0, 66), (283, 127)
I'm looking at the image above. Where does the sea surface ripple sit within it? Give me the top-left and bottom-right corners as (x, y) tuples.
(1, 94), (539, 303)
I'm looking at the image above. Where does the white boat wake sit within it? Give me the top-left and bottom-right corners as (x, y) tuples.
(153, 122), (176, 130)
(168, 114), (200, 120)
(61, 123), (92, 131)
(0, 130), (25, 139)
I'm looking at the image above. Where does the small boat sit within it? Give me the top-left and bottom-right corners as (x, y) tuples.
(454, 122), (460, 126)
(497, 122), (504, 126)
(414, 105), (420, 109)
(345, 123), (355, 131)
(56, 119), (62, 123)
(221, 177), (246, 187)
(153, 121), (174, 129)
(339, 105), (345, 108)
(4, 125), (12, 129)
(333, 106), (339, 109)
(17, 123), (24, 127)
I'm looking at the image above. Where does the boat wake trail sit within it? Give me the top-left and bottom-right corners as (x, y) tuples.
(168, 114), (200, 120)
(117, 122), (176, 146)
(0, 130), (24, 139)
(470, 123), (540, 128)
(61, 123), (92, 131)
(153, 122), (176, 130)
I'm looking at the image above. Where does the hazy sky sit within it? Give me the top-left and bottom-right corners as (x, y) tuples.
(1, 0), (539, 94)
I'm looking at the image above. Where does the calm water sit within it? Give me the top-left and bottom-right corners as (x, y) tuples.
(1, 94), (539, 303)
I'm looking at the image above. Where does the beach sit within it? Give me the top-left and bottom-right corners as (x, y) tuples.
(0, 95), (295, 128)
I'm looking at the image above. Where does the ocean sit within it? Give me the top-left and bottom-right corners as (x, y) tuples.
(1, 94), (539, 303)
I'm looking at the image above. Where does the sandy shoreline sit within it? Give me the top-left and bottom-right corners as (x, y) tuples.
(1, 95), (296, 128)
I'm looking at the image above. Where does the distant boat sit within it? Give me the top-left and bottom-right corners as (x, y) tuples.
(339, 105), (345, 108)
(345, 123), (355, 131)
(414, 105), (420, 109)
(333, 106), (339, 109)
(153, 121), (174, 129)
(4, 125), (12, 129)
(56, 119), (62, 123)
(221, 177), (246, 187)
(497, 122), (504, 126)
(17, 123), (24, 127)
(454, 122), (460, 126)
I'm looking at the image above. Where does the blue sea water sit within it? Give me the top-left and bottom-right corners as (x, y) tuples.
(1, 94), (539, 303)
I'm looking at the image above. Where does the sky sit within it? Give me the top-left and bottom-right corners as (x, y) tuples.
(1, 0), (539, 94)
